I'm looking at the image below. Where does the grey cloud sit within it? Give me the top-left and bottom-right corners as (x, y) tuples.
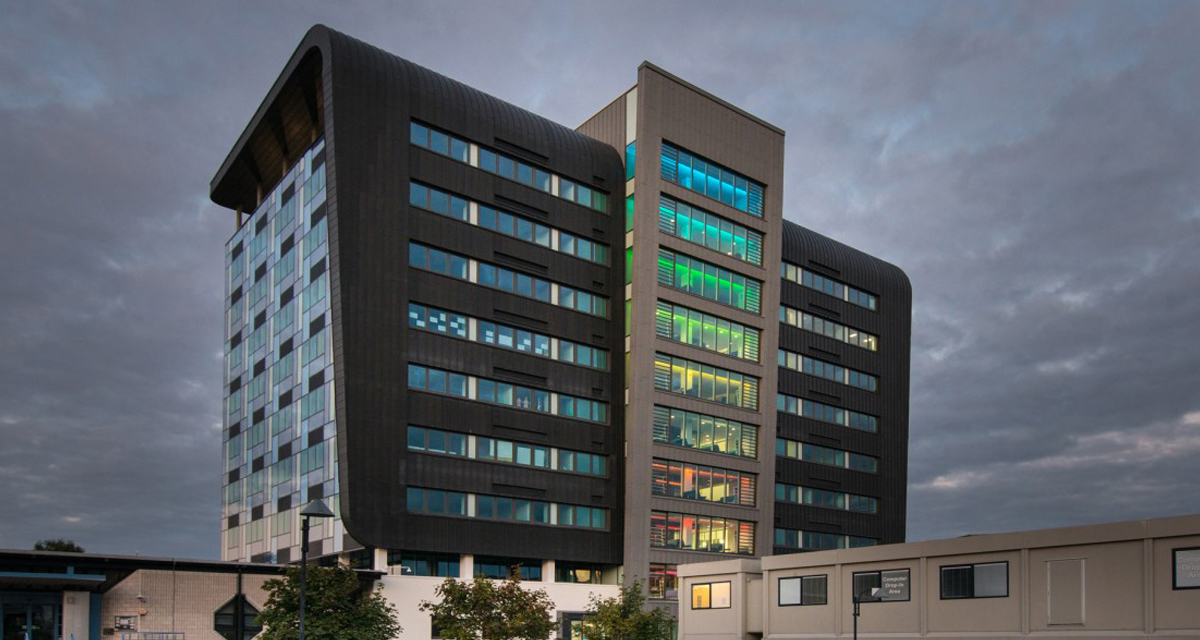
(1, 0), (1198, 556)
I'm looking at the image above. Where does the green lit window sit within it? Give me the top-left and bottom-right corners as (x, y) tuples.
(660, 143), (764, 217)
(659, 195), (763, 266)
(777, 393), (878, 433)
(653, 353), (759, 410)
(651, 406), (757, 458)
(656, 301), (760, 362)
(778, 349), (877, 391)
(780, 305), (877, 351)
(657, 249), (762, 313)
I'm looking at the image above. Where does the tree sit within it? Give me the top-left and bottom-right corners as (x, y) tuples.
(580, 582), (673, 640)
(420, 576), (555, 640)
(257, 564), (401, 640)
(34, 539), (85, 552)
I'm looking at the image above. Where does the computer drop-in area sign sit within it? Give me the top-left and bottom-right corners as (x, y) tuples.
(1175, 547), (1200, 589)
(878, 569), (910, 601)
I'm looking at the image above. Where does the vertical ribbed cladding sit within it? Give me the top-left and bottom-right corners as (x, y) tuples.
(777, 220), (911, 546)
(312, 27), (625, 561)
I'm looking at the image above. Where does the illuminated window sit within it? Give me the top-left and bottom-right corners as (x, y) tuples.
(658, 249), (762, 313)
(659, 195), (763, 265)
(661, 143), (764, 217)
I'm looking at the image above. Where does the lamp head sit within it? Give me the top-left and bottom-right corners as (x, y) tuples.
(300, 498), (335, 519)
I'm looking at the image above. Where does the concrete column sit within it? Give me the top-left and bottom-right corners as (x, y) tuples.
(62, 591), (90, 640)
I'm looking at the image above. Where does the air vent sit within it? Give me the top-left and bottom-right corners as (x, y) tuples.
(493, 137), (549, 163)
(809, 303), (840, 318)
(491, 484), (546, 497)
(494, 309), (548, 328)
(493, 252), (548, 274)
(494, 195), (548, 220)
(492, 367), (546, 385)
(807, 259), (841, 276)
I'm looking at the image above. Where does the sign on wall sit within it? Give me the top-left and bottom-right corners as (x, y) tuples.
(1175, 547), (1200, 589)
(879, 569), (910, 601)
(113, 616), (136, 631)
(852, 568), (911, 602)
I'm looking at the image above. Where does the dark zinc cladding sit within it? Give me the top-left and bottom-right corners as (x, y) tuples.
(776, 438), (878, 473)
(406, 487), (607, 530)
(774, 529), (877, 551)
(778, 349), (877, 391)
(405, 426), (607, 477)
(409, 242), (608, 317)
(660, 143), (764, 217)
(780, 306), (878, 351)
(777, 393), (878, 433)
(650, 511), (755, 555)
(651, 405), (759, 459)
(410, 121), (608, 213)
(408, 302), (608, 370)
(782, 262), (878, 311)
(658, 249), (763, 314)
(654, 353), (760, 411)
(651, 458), (757, 507)
(409, 182), (608, 264)
(775, 483), (879, 514)
(407, 363), (609, 423)
(656, 301), (761, 362)
(659, 195), (764, 266)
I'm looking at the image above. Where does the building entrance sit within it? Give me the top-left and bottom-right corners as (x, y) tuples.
(2, 599), (59, 640)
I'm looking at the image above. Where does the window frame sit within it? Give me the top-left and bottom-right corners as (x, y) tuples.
(1174, 547), (1200, 590)
(852, 569), (911, 603)
(778, 574), (828, 607)
(939, 561), (1009, 600)
(690, 581), (732, 610)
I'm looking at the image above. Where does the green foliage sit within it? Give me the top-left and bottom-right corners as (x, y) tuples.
(257, 564), (401, 640)
(580, 582), (673, 640)
(419, 576), (555, 640)
(34, 539), (85, 552)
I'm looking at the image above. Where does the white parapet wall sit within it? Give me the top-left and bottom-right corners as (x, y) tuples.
(373, 566), (621, 639)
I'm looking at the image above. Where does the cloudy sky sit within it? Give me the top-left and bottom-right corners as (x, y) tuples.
(2, 0), (1198, 558)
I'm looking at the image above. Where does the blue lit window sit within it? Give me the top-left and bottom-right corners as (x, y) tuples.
(661, 143), (763, 217)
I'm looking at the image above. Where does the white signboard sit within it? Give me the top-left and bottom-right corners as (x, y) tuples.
(1176, 548), (1200, 589)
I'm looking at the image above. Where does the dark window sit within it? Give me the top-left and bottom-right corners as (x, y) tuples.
(941, 562), (1008, 599)
(474, 557), (542, 581)
(214, 595), (262, 640)
(387, 550), (460, 577)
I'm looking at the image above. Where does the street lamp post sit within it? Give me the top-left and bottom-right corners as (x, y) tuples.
(299, 499), (335, 640)
(852, 587), (881, 640)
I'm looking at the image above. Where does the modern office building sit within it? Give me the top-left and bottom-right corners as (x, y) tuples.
(209, 25), (910, 629)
